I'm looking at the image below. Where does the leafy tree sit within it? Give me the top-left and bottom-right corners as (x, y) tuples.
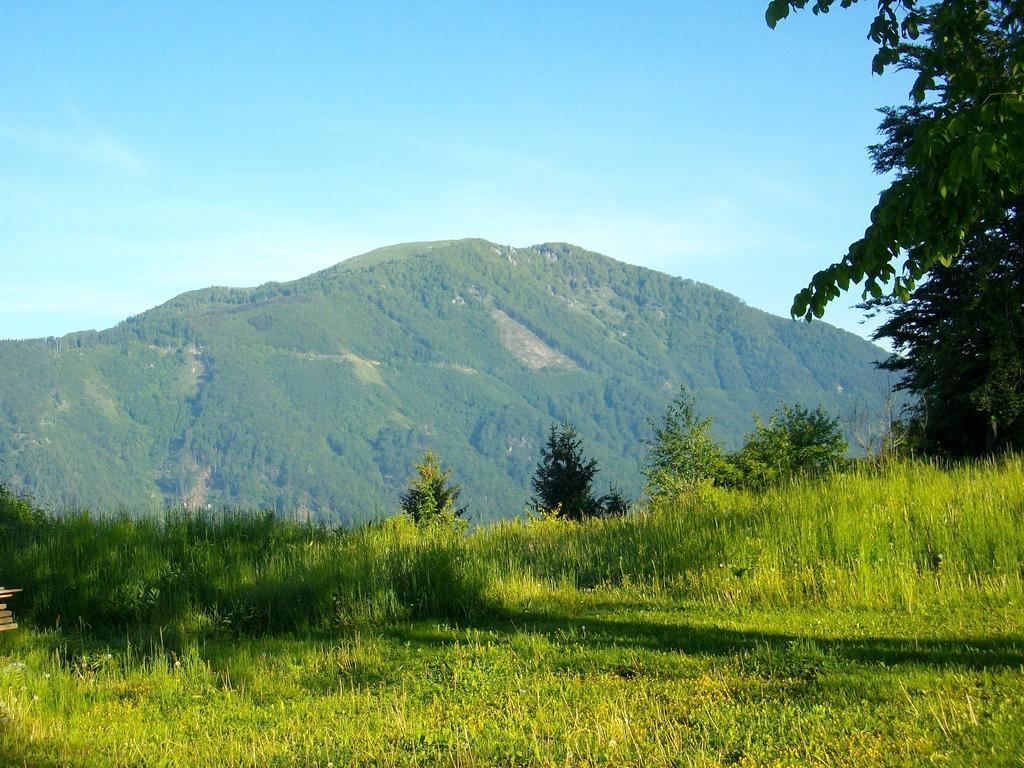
(817, 4), (1024, 456)
(642, 387), (732, 499)
(530, 423), (626, 520)
(400, 449), (466, 524)
(766, 1), (1024, 319)
(864, 201), (1024, 455)
(733, 403), (847, 487)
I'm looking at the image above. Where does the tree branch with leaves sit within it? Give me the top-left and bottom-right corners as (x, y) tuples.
(767, 0), (1024, 319)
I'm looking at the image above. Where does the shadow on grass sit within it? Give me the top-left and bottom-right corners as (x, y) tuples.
(13, 596), (1024, 675)
(379, 606), (1024, 672)
(0, 723), (66, 768)
(3, 602), (1022, 767)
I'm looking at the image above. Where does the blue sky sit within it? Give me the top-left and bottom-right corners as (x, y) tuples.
(1, 1), (912, 342)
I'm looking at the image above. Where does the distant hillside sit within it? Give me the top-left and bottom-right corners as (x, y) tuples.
(0, 239), (892, 523)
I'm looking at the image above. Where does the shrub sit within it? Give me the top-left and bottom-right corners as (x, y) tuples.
(0, 482), (45, 545)
(642, 387), (734, 499)
(732, 403), (847, 487)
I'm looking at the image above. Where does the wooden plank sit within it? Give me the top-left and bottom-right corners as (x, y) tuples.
(0, 587), (21, 633)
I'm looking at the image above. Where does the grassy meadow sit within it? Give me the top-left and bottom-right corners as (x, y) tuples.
(0, 458), (1022, 766)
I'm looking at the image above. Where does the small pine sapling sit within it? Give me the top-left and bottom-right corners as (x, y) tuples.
(400, 449), (466, 524)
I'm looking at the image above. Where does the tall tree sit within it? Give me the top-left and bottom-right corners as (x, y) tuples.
(841, 20), (1024, 455)
(865, 200), (1024, 455)
(766, 1), (1024, 320)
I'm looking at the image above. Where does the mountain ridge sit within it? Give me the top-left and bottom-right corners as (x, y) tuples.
(0, 239), (893, 523)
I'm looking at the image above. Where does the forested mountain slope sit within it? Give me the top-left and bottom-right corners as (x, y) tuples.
(0, 239), (892, 523)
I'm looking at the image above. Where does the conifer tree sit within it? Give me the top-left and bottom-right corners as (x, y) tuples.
(400, 449), (465, 524)
(531, 423), (598, 521)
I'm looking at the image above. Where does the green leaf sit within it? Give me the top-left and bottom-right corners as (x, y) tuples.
(765, 0), (791, 28)
(791, 290), (810, 319)
(836, 265), (850, 291)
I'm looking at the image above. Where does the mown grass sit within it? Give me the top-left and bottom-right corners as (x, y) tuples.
(1, 458), (1022, 766)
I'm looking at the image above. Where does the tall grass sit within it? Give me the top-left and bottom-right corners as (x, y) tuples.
(1, 457), (1021, 637)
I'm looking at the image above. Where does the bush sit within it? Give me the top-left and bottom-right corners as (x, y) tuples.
(732, 403), (847, 487)
(642, 387), (735, 499)
(400, 449), (466, 524)
(0, 482), (45, 545)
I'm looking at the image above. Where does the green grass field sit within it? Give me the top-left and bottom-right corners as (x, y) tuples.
(1, 459), (1022, 766)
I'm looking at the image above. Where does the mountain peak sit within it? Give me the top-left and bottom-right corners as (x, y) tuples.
(328, 239), (599, 276)
(0, 239), (893, 523)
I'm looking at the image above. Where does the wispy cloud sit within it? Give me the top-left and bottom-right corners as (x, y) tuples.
(0, 122), (146, 173)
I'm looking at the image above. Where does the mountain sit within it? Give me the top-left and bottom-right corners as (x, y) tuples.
(0, 239), (892, 523)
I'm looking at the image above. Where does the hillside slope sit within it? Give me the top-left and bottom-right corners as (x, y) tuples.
(0, 239), (892, 522)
